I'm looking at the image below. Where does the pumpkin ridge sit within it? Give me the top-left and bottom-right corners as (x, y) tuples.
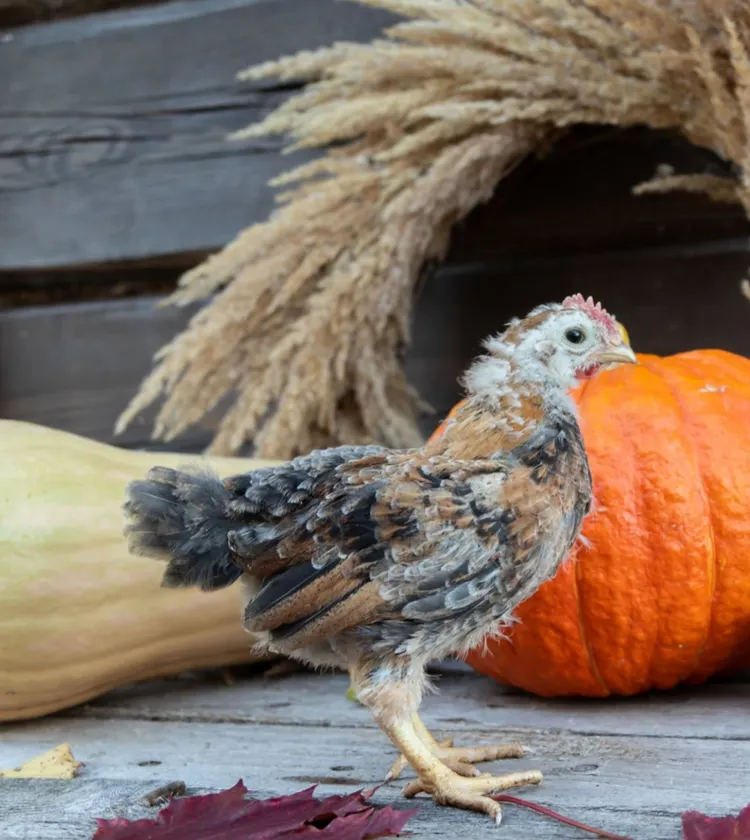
(661, 351), (750, 677)
(641, 358), (717, 681)
(572, 377), (609, 696)
(637, 363), (677, 691)
(634, 402), (660, 692)
(573, 548), (609, 695)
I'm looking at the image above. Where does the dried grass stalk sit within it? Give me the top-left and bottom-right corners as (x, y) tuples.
(634, 169), (741, 203)
(117, 0), (750, 458)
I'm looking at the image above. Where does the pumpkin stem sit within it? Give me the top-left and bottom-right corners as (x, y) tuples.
(493, 794), (634, 839)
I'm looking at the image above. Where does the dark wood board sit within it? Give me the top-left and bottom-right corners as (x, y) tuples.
(448, 127), (750, 262)
(1, 0), (748, 272)
(0, 295), (207, 449)
(2, 243), (749, 451)
(0, 0), (160, 28)
(416, 241), (750, 417)
(0, 0), (398, 270)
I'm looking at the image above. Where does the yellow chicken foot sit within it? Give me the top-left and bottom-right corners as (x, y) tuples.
(379, 713), (542, 823)
(386, 712), (526, 781)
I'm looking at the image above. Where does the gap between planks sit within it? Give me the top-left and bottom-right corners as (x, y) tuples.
(5, 248), (750, 452)
(60, 670), (750, 741)
(2, 710), (747, 840)
(3, 669), (748, 839)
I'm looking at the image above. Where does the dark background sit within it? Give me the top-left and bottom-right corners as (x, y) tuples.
(2, 0), (749, 452)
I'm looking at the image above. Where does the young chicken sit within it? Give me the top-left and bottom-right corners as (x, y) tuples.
(124, 295), (636, 823)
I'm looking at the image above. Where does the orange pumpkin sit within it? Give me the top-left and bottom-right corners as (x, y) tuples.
(430, 350), (750, 697)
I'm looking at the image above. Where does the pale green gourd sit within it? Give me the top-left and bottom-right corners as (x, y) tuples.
(0, 420), (279, 722)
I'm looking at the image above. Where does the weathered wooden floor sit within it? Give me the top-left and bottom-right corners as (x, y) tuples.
(1, 664), (748, 839)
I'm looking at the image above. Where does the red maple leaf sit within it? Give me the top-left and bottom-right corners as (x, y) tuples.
(682, 805), (750, 840)
(91, 781), (417, 840)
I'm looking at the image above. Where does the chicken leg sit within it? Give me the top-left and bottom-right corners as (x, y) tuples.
(379, 712), (542, 823)
(386, 713), (526, 781)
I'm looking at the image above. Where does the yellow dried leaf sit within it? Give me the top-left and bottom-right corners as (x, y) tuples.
(0, 743), (83, 779)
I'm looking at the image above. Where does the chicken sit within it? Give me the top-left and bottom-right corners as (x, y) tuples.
(123, 294), (636, 823)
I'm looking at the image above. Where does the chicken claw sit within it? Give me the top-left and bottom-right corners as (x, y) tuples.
(380, 711), (541, 823)
(402, 766), (543, 824)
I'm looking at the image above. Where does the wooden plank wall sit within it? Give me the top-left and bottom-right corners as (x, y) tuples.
(0, 0), (156, 27)
(2, 0), (750, 453)
(0, 0), (398, 269)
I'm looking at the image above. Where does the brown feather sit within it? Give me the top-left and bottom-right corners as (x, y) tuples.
(272, 581), (385, 649)
(246, 554), (359, 632)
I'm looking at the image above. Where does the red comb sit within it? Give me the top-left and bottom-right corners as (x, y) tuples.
(561, 294), (619, 338)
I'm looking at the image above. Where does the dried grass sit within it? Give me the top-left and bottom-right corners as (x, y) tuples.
(116, 0), (750, 458)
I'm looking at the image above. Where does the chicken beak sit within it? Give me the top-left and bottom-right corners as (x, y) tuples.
(597, 343), (638, 367)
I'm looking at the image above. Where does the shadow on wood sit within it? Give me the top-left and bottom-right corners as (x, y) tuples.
(2, 242), (750, 451)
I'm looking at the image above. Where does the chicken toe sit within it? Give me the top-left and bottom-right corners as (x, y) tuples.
(386, 713), (525, 781)
(379, 711), (541, 822)
(403, 766), (543, 823)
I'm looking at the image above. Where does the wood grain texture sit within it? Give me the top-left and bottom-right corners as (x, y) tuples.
(1, 670), (748, 839)
(0, 297), (207, 449)
(0, 0), (398, 269)
(0, 0), (159, 28)
(447, 127), (750, 263)
(2, 244), (750, 450)
(73, 668), (750, 740)
(1, 0), (748, 271)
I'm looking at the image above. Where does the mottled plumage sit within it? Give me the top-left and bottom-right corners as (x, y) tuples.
(124, 295), (636, 823)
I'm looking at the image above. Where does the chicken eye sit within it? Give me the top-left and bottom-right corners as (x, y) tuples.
(565, 328), (586, 345)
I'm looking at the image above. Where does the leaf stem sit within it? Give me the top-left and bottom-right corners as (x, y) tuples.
(493, 795), (635, 840)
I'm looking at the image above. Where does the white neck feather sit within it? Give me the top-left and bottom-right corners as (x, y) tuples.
(461, 339), (578, 420)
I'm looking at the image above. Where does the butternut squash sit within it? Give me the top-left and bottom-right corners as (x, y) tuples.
(0, 420), (280, 722)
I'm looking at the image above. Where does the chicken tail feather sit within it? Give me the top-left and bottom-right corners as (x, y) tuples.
(124, 466), (242, 591)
